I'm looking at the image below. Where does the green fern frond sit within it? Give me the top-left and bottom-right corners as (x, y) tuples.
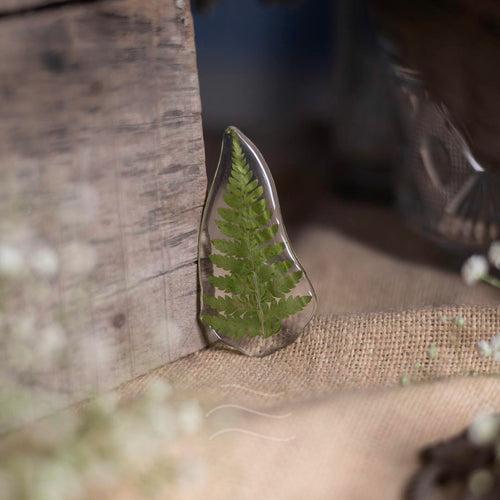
(201, 129), (312, 339)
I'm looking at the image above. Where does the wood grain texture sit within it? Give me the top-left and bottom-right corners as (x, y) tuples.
(0, 0), (49, 13)
(0, 0), (207, 399)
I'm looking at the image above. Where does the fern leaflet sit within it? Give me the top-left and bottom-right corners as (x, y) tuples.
(201, 130), (311, 339)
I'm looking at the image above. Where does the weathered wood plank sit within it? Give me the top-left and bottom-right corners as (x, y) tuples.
(0, 0), (207, 399)
(0, 0), (49, 13)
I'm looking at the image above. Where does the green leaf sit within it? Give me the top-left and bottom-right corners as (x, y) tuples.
(264, 242), (285, 259)
(267, 296), (312, 320)
(212, 239), (246, 257)
(256, 224), (278, 243)
(201, 131), (311, 339)
(208, 275), (241, 294)
(269, 270), (303, 297)
(209, 254), (243, 273)
(204, 294), (247, 315)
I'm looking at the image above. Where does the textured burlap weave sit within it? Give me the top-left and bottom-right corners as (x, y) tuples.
(121, 306), (500, 406)
(117, 200), (500, 499)
(119, 306), (500, 499)
(294, 198), (499, 314)
(189, 377), (500, 500)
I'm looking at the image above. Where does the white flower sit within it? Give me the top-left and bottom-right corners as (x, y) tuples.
(144, 380), (173, 405)
(145, 404), (176, 441)
(461, 255), (488, 285)
(427, 343), (439, 360)
(488, 241), (500, 269)
(477, 334), (500, 361)
(491, 334), (500, 350)
(468, 469), (494, 497)
(30, 245), (58, 277)
(37, 324), (66, 363)
(468, 414), (500, 445)
(478, 339), (493, 358)
(0, 243), (24, 277)
(34, 461), (81, 500)
(93, 393), (119, 417)
(61, 242), (96, 275)
(114, 416), (163, 464)
(177, 400), (202, 435)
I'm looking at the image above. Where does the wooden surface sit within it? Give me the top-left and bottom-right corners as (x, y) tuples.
(0, 0), (48, 13)
(0, 0), (207, 399)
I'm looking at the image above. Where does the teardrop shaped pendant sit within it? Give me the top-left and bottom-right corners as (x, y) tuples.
(198, 127), (317, 356)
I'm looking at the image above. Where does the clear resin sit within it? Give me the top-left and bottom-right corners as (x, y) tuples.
(198, 127), (317, 356)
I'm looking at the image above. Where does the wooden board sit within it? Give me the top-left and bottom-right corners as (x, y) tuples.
(0, 0), (207, 401)
(0, 1), (49, 14)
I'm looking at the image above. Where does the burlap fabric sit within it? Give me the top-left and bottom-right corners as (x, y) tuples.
(185, 377), (500, 500)
(131, 306), (500, 500)
(293, 198), (499, 314)
(118, 200), (500, 499)
(122, 307), (500, 406)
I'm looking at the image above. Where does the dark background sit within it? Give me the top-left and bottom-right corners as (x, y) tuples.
(193, 0), (403, 227)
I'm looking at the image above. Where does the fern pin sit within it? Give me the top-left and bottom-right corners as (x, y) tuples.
(199, 127), (316, 355)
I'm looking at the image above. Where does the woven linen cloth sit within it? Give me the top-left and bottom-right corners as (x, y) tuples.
(116, 199), (500, 499)
(121, 306), (500, 406)
(183, 377), (500, 500)
(118, 306), (500, 499)
(292, 197), (499, 315)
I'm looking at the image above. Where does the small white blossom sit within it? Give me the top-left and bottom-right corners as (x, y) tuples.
(477, 334), (500, 361)
(491, 334), (500, 351)
(478, 339), (493, 358)
(469, 414), (500, 445)
(144, 380), (173, 404)
(0, 243), (24, 277)
(145, 404), (176, 441)
(93, 392), (119, 416)
(30, 245), (58, 277)
(177, 400), (203, 435)
(61, 242), (97, 275)
(34, 461), (81, 500)
(468, 469), (494, 496)
(37, 324), (66, 363)
(461, 255), (489, 285)
(488, 241), (500, 269)
(427, 343), (439, 360)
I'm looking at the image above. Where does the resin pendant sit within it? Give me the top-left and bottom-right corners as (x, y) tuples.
(198, 127), (317, 357)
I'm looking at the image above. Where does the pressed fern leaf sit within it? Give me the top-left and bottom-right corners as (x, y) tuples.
(201, 129), (312, 339)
